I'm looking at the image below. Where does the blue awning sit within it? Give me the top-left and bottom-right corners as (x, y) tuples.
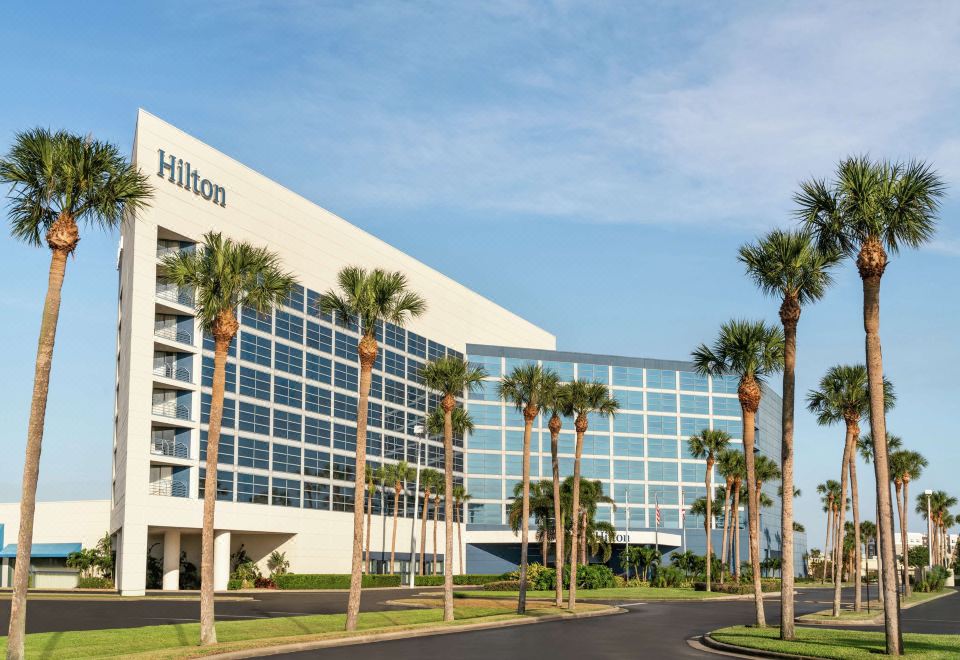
(0, 543), (82, 558)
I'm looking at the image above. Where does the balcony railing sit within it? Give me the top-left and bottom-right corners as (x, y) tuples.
(156, 244), (195, 259)
(149, 480), (188, 497)
(151, 401), (191, 421)
(152, 364), (192, 383)
(156, 285), (194, 307)
(154, 325), (193, 345)
(151, 437), (190, 459)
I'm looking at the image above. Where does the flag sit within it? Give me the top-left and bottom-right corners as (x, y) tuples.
(655, 503), (661, 527)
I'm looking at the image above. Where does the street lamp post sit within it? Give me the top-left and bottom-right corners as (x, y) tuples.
(925, 489), (934, 570)
(408, 424), (426, 588)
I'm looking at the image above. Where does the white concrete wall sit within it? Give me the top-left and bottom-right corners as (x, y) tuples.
(0, 500), (111, 549)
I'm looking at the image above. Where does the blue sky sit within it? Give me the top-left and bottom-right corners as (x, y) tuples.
(1, 2), (958, 550)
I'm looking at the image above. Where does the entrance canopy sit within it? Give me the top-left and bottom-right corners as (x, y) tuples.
(0, 543), (81, 558)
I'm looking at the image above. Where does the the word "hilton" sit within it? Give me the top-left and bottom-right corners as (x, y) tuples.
(157, 149), (227, 207)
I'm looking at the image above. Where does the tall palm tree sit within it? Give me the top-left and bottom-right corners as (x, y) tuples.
(859, 432), (902, 604)
(717, 449), (741, 583)
(417, 468), (441, 578)
(542, 379), (572, 607)
(0, 129), (152, 658)
(687, 429), (732, 590)
(693, 319), (784, 627)
(498, 364), (557, 614)
(797, 156), (945, 657)
(421, 356), (483, 620)
(564, 381), (619, 609)
(807, 365), (894, 614)
(889, 450), (927, 596)
(452, 485), (471, 575)
(739, 228), (840, 639)
(163, 232), (294, 645)
(320, 267), (426, 631)
(384, 461), (414, 574)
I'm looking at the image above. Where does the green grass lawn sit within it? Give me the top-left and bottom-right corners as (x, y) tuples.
(798, 589), (954, 622)
(456, 586), (731, 600)
(711, 626), (960, 659)
(0, 606), (516, 659)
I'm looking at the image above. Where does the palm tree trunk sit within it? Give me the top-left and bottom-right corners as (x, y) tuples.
(580, 511), (587, 565)
(456, 500), (463, 577)
(779, 304), (798, 639)
(740, 394), (766, 627)
(877, 499), (884, 605)
(549, 423), (563, 608)
(705, 457), (714, 591)
(733, 484), (741, 580)
(517, 412), (534, 615)
(720, 483), (731, 584)
(345, 338), (375, 632)
(861, 258), (903, 654)
(833, 425), (854, 617)
(823, 504), (832, 583)
(390, 486), (400, 574)
(900, 480), (910, 597)
(365, 487), (373, 574)
(432, 495), (439, 575)
(849, 450), (862, 611)
(6, 243), (70, 660)
(567, 427), (585, 610)
(419, 487), (429, 576)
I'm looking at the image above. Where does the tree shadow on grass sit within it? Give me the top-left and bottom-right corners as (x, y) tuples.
(37, 631), (62, 659)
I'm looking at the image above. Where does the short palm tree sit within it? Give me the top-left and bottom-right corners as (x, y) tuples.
(498, 364), (557, 614)
(363, 466), (384, 574)
(267, 551), (290, 577)
(816, 480), (842, 584)
(890, 450), (928, 595)
(718, 449), (745, 581)
(564, 380), (618, 609)
(431, 481), (444, 575)
(690, 496), (725, 560)
(319, 267), (426, 631)
(692, 319), (784, 627)
(508, 480), (555, 566)
(739, 227), (840, 638)
(417, 468), (441, 579)
(797, 155), (945, 657)
(687, 429), (732, 590)
(452, 485), (472, 575)
(541, 379), (572, 607)
(384, 461), (415, 573)
(0, 128), (152, 658)
(575, 479), (616, 564)
(807, 364), (894, 614)
(635, 546), (662, 583)
(422, 356), (484, 621)
(164, 232), (295, 645)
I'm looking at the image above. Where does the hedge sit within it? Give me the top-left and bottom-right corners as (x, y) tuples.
(273, 574), (402, 589)
(415, 574), (503, 586)
(76, 577), (114, 589)
(693, 579), (780, 594)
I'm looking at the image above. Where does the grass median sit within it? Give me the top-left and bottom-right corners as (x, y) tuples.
(710, 626), (960, 659)
(0, 599), (609, 659)
(456, 586), (731, 600)
(798, 589), (954, 623)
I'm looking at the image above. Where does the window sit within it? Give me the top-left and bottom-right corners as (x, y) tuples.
(305, 416), (331, 445)
(201, 394), (235, 428)
(713, 418), (743, 438)
(305, 353), (331, 383)
(468, 503), (500, 524)
(275, 310), (303, 344)
(647, 415), (677, 436)
(333, 423), (356, 452)
(581, 435), (610, 455)
(367, 430), (382, 457)
(679, 371), (708, 392)
(236, 473), (269, 503)
(408, 385), (427, 411)
(241, 307), (271, 332)
(240, 333), (271, 367)
(272, 477), (300, 507)
(467, 478), (501, 499)
(613, 413), (644, 434)
(275, 343), (303, 375)
(646, 369), (676, 390)
(383, 406), (405, 433)
(384, 378), (405, 405)
(384, 435), (404, 460)
(306, 322), (332, 353)
(304, 481), (330, 510)
(334, 362), (358, 390)
(385, 323), (405, 350)
(468, 404), (501, 427)
(577, 363), (608, 383)
(239, 366), (271, 400)
(648, 460), (679, 481)
(613, 435), (644, 457)
(468, 355), (500, 378)
(680, 394), (708, 415)
(467, 453), (501, 475)
(274, 375), (302, 408)
(580, 457), (609, 479)
(334, 333), (358, 361)
(199, 469), (234, 501)
(681, 417), (711, 437)
(332, 485), (354, 511)
(238, 437), (269, 469)
(238, 402), (270, 434)
(468, 382), (501, 402)
(304, 384), (331, 415)
(541, 360), (574, 382)
(647, 392), (677, 412)
(557, 434), (575, 454)
(613, 460), (645, 481)
(272, 443), (302, 474)
(612, 366), (643, 387)
(647, 438), (678, 458)
(406, 359), (424, 384)
(407, 332), (426, 358)
(468, 428), (501, 451)
(304, 449), (330, 477)
(369, 372), (382, 399)
(284, 284), (304, 312)
(203, 332), (236, 356)
(332, 454), (355, 482)
(200, 432), (235, 465)
(273, 410), (302, 440)
(712, 396), (741, 416)
(504, 431), (525, 452)
(202, 357), (236, 392)
(649, 485), (679, 505)
(306, 289), (331, 321)
(427, 340), (445, 361)
(713, 375), (739, 394)
(681, 462), (706, 483)
(384, 351), (405, 378)
(368, 401), (382, 428)
(333, 392), (358, 421)
(613, 389), (644, 410)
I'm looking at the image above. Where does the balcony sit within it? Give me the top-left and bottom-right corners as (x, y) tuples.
(149, 480), (188, 497)
(156, 244), (195, 259)
(155, 284), (194, 307)
(151, 401), (191, 421)
(151, 436), (190, 459)
(154, 325), (193, 346)
(152, 363), (192, 384)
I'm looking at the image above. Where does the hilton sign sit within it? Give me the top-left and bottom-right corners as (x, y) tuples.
(157, 149), (227, 207)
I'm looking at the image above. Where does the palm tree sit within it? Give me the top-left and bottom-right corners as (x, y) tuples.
(0, 129), (152, 658)
(797, 156), (945, 657)
(690, 496), (726, 563)
(421, 357), (484, 621)
(384, 461), (414, 574)
(507, 480), (555, 567)
(859, 432), (902, 604)
(693, 319), (784, 627)
(739, 228), (840, 639)
(417, 468), (441, 578)
(320, 267), (426, 631)
(497, 364), (556, 614)
(452, 485), (471, 575)
(915, 491), (953, 566)
(363, 465), (383, 574)
(542, 379), (572, 607)
(807, 365), (894, 614)
(431, 481), (444, 575)
(635, 546), (662, 583)
(717, 449), (741, 583)
(889, 450), (927, 596)
(163, 232), (294, 645)
(860, 520), (877, 585)
(816, 481), (839, 583)
(687, 429), (732, 590)
(576, 479), (616, 564)
(564, 380), (618, 610)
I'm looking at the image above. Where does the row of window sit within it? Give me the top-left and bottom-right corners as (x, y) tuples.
(466, 456), (717, 482)
(466, 430), (743, 457)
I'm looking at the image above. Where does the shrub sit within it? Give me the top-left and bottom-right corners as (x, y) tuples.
(273, 574), (402, 589)
(227, 578), (243, 590)
(482, 579), (524, 591)
(502, 563), (557, 590)
(916, 566), (949, 593)
(77, 576), (114, 589)
(652, 566), (686, 588)
(565, 564), (615, 589)
(254, 576), (277, 589)
(453, 574), (503, 585)
(415, 575), (445, 586)
(693, 579), (780, 594)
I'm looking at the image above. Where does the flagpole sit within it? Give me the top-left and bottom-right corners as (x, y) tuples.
(680, 486), (686, 554)
(655, 493), (660, 556)
(625, 490), (631, 580)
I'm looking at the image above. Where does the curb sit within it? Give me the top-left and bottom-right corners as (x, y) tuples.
(701, 633), (820, 660)
(204, 606), (623, 659)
